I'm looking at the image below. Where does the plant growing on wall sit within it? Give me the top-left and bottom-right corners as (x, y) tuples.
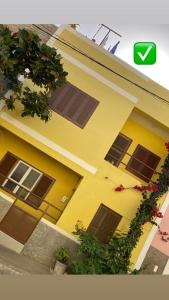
(0, 25), (68, 121)
(69, 221), (137, 274)
(55, 247), (70, 264)
(69, 143), (169, 274)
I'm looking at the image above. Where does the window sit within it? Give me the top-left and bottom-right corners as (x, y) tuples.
(105, 133), (132, 167)
(126, 145), (161, 182)
(3, 161), (42, 200)
(49, 82), (99, 128)
(87, 204), (122, 243)
(0, 152), (54, 208)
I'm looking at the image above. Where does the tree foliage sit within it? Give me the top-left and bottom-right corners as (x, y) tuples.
(0, 25), (68, 121)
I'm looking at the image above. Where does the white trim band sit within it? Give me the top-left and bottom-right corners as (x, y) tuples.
(48, 25), (150, 82)
(48, 25), (137, 103)
(0, 232), (24, 253)
(0, 191), (14, 203)
(0, 112), (97, 174)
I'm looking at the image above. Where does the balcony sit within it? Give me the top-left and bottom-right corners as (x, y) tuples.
(104, 110), (169, 184)
(105, 144), (161, 184)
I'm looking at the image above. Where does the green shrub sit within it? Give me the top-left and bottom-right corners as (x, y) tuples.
(55, 247), (70, 264)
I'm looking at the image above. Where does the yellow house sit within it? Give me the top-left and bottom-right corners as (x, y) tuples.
(1, 25), (169, 268)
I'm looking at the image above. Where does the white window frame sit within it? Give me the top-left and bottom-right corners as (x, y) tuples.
(2, 160), (42, 200)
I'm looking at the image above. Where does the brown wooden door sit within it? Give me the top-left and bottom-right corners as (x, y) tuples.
(0, 205), (38, 244)
(87, 204), (122, 243)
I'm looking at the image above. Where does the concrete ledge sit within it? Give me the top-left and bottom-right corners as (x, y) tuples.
(22, 219), (79, 267)
(0, 193), (13, 222)
(42, 218), (79, 244)
(0, 192), (24, 253)
(0, 231), (24, 253)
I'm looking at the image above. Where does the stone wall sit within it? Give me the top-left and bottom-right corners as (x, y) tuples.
(22, 219), (79, 267)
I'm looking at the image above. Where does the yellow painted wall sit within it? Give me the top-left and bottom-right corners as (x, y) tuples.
(1, 26), (169, 265)
(0, 127), (80, 223)
(56, 115), (168, 264)
(58, 115), (167, 229)
(2, 26), (169, 171)
(55, 26), (169, 129)
(2, 67), (134, 168)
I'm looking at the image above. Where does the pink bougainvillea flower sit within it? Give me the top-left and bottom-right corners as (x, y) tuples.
(152, 184), (158, 192)
(134, 185), (145, 192)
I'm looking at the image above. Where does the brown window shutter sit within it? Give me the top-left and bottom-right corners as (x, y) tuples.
(105, 133), (132, 166)
(126, 145), (161, 182)
(0, 152), (18, 185)
(87, 204), (122, 243)
(26, 174), (54, 208)
(49, 83), (77, 113)
(49, 82), (99, 128)
(75, 95), (99, 127)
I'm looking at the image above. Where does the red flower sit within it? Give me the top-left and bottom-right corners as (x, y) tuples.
(165, 142), (169, 151)
(156, 212), (163, 218)
(145, 185), (152, 191)
(152, 184), (158, 192)
(133, 185), (145, 192)
(115, 184), (125, 192)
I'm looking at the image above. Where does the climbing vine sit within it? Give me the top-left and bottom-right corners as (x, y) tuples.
(0, 25), (68, 121)
(68, 142), (169, 274)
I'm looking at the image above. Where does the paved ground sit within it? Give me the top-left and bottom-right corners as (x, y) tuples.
(141, 245), (168, 274)
(0, 245), (51, 275)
